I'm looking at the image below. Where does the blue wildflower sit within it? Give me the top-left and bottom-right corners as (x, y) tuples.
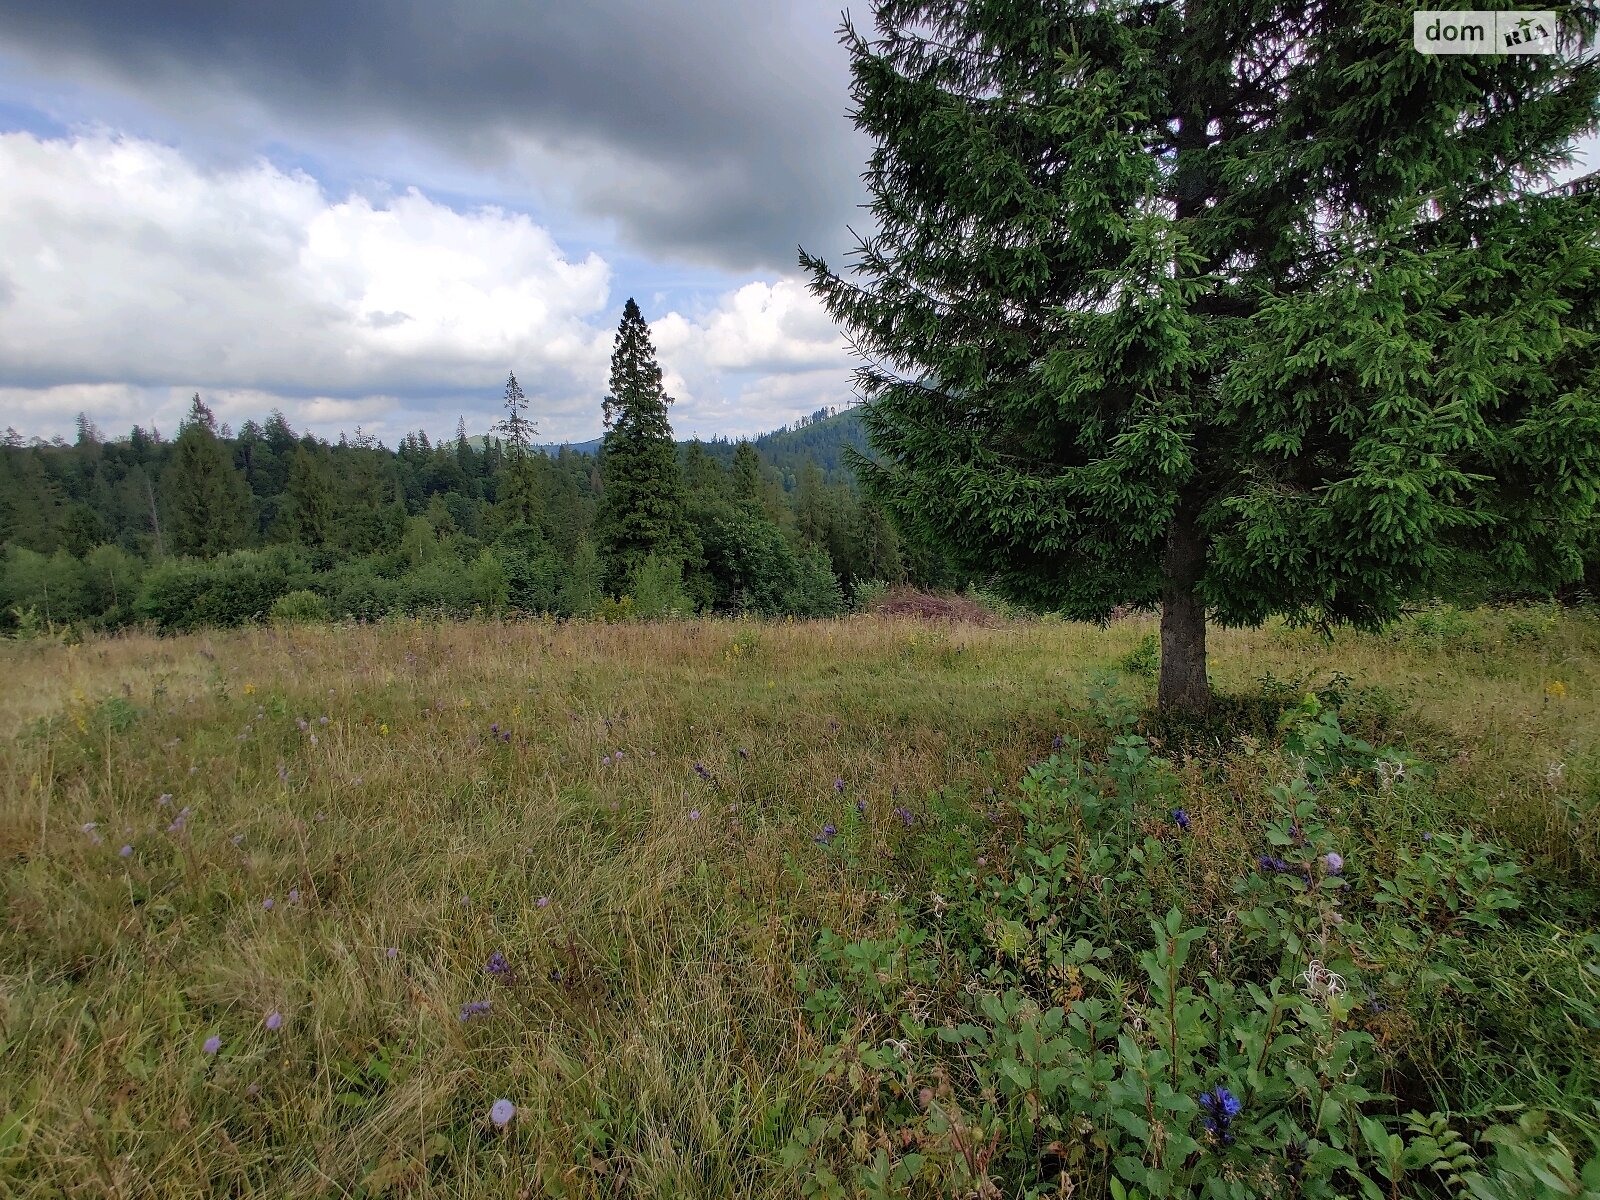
(1199, 1087), (1242, 1145)
(814, 824), (838, 846)
(485, 951), (512, 981)
(893, 805), (914, 827)
(1172, 809), (1191, 831)
(459, 999), (492, 1021)
(1257, 855), (1291, 874)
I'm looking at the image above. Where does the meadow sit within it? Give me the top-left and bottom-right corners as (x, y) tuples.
(2, 606), (1597, 1198)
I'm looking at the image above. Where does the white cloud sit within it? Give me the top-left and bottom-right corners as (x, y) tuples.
(0, 130), (856, 444)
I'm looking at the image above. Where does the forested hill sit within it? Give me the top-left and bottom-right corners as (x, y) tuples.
(534, 405), (868, 483)
(753, 406), (867, 479)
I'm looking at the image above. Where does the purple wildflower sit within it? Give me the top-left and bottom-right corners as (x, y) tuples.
(81, 822), (97, 834)
(1199, 1087), (1242, 1145)
(693, 762), (712, 781)
(458, 999), (492, 1021)
(157, 793), (173, 806)
(688, 809), (701, 821)
(1172, 809), (1191, 832)
(1257, 855), (1292, 874)
(490, 723), (500, 734)
(485, 951), (512, 980)
(814, 824), (838, 846)
(834, 777), (846, 793)
(855, 797), (867, 814)
(203, 1035), (222, 1055)
(490, 1098), (515, 1128)
(1323, 852), (1344, 875)
(536, 896), (550, 909)
(893, 806), (914, 827)
(288, 888), (301, 904)
(119, 844), (132, 858)
(262, 897), (274, 911)
(1052, 734), (1064, 750)
(319, 716), (329, 725)
(296, 718), (309, 732)
(264, 1011), (283, 1031)
(386, 947), (398, 960)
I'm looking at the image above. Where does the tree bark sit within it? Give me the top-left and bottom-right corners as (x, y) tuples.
(1158, 498), (1211, 715)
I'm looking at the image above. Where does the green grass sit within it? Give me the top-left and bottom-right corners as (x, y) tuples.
(1, 607), (1597, 1196)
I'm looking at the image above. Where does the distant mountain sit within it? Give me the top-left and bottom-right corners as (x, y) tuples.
(753, 407), (868, 480)
(535, 437), (603, 456)
(518, 406), (870, 486)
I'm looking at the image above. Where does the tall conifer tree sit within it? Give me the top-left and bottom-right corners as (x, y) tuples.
(803, 2), (1600, 712)
(595, 298), (693, 590)
(164, 394), (252, 557)
(494, 371), (541, 527)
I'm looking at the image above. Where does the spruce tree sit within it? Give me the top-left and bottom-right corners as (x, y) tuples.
(494, 371), (541, 527)
(595, 298), (694, 590)
(282, 446), (336, 548)
(164, 395), (253, 557)
(802, 2), (1600, 712)
(732, 441), (763, 506)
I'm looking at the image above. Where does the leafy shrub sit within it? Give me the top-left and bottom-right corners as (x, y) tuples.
(270, 589), (330, 624)
(132, 559), (215, 631)
(628, 552), (694, 618)
(1120, 631), (1160, 678)
(784, 546), (846, 618)
(850, 578), (890, 612)
(597, 594), (635, 623)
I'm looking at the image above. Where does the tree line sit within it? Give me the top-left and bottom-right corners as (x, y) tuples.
(0, 299), (952, 634)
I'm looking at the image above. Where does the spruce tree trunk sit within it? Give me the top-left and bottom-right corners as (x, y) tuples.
(1158, 499), (1211, 715)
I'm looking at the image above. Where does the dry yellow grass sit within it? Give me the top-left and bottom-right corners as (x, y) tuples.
(1, 609), (1595, 1196)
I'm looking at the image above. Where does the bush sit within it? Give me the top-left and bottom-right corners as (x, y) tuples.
(269, 589), (329, 624)
(132, 559), (215, 631)
(783, 546), (845, 617)
(1119, 631), (1160, 678)
(851, 578), (890, 612)
(628, 552), (694, 618)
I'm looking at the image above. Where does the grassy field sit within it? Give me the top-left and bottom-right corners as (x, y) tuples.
(2, 607), (1597, 1197)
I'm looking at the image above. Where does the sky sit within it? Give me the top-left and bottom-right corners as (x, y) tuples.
(0, 0), (874, 445)
(0, 2), (1595, 447)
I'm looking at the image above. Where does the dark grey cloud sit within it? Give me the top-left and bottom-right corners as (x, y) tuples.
(0, 0), (870, 272)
